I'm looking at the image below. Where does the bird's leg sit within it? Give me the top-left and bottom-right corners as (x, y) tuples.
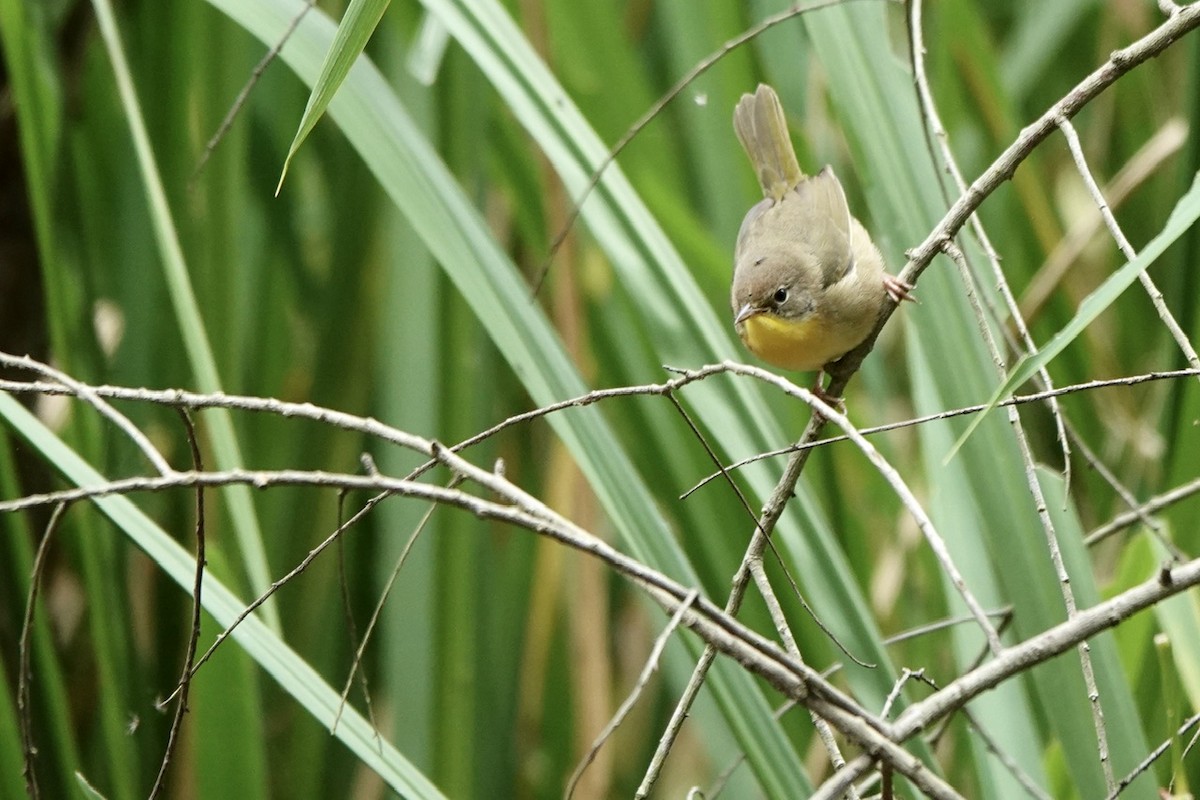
(811, 371), (845, 413)
(884, 273), (916, 304)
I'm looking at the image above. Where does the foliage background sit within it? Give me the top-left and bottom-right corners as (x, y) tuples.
(1, 0), (1198, 798)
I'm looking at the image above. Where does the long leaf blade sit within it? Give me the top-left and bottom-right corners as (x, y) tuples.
(277, 0), (391, 191)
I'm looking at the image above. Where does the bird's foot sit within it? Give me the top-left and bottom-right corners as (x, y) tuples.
(811, 373), (845, 414)
(884, 274), (916, 304)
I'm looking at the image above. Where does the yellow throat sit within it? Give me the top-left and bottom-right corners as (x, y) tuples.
(738, 311), (846, 372)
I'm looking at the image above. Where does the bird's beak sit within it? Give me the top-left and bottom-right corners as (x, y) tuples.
(734, 303), (760, 326)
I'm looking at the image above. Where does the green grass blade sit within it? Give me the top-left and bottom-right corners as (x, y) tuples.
(424, 0), (918, 723)
(203, 0), (815, 792)
(74, 772), (110, 800)
(89, 0), (279, 630)
(794, 2), (1156, 793)
(277, 0), (391, 190)
(949, 172), (1200, 460)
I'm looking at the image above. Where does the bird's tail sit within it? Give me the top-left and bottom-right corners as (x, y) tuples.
(733, 83), (804, 202)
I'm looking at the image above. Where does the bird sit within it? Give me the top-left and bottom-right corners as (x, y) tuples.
(731, 84), (911, 375)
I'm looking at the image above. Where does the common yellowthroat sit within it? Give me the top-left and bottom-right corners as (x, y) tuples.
(731, 84), (911, 373)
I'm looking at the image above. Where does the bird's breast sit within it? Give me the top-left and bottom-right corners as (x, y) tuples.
(738, 311), (858, 372)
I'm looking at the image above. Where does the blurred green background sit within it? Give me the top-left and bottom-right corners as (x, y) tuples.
(1, 0), (1199, 798)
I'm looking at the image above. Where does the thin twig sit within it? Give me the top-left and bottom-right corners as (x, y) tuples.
(897, 561), (1195, 743)
(6, 452), (1200, 789)
(637, 642), (720, 798)
(880, 668), (924, 719)
(149, 410), (206, 799)
(1173, 722), (1200, 793)
(565, 590), (699, 800)
(927, 612), (1016, 750)
(811, 559), (1200, 799)
(940, 230), (1118, 786)
(746, 555), (860, 799)
(665, 389), (872, 670)
(680, 368), (1200, 497)
(828, 0), (1200, 388)
(333, 479), (459, 733)
(910, 0), (1169, 617)
(18, 502), (70, 800)
(0, 352), (174, 476)
(4, 363), (1195, 566)
(716, 362), (1004, 654)
(907, 0), (1073, 497)
(332, 486), (382, 743)
(1, 463), (913, 776)
(64, 462), (873, 734)
(639, 355), (994, 794)
(191, 0), (316, 182)
(639, 365), (864, 798)
(1105, 711), (1200, 800)
(1065, 422), (1166, 545)
(1085, 475), (1200, 547)
(4, 366), (1196, 495)
(163, 479), (390, 707)
(708, 606), (1012, 795)
(1065, 420), (1188, 561)
(940, 238), (1115, 790)
(883, 607), (1012, 649)
(904, 670), (1053, 800)
(1020, 117), (1189, 321)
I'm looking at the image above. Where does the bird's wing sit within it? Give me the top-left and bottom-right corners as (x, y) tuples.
(790, 166), (855, 288)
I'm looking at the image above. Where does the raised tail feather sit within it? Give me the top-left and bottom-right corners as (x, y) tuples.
(733, 84), (804, 201)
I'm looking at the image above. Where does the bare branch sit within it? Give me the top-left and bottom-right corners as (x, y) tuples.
(191, 0), (316, 182)
(907, 0), (1072, 495)
(812, 557), (1200, 799)
(681, 368), (1200, 497)
(711, 362), (1004, 653)
(832, 0), (1200, 382)
(0, 353), (173, 476)
(332, 481), (457, 733)
(1020, 117), (1188, 321)
(940, 238), (1116, 792)
(1085, 476), (1200, 547)
(1106, 711), (1200, 800)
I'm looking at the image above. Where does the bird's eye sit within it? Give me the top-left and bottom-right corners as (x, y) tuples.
(772, 287), (789, 305)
